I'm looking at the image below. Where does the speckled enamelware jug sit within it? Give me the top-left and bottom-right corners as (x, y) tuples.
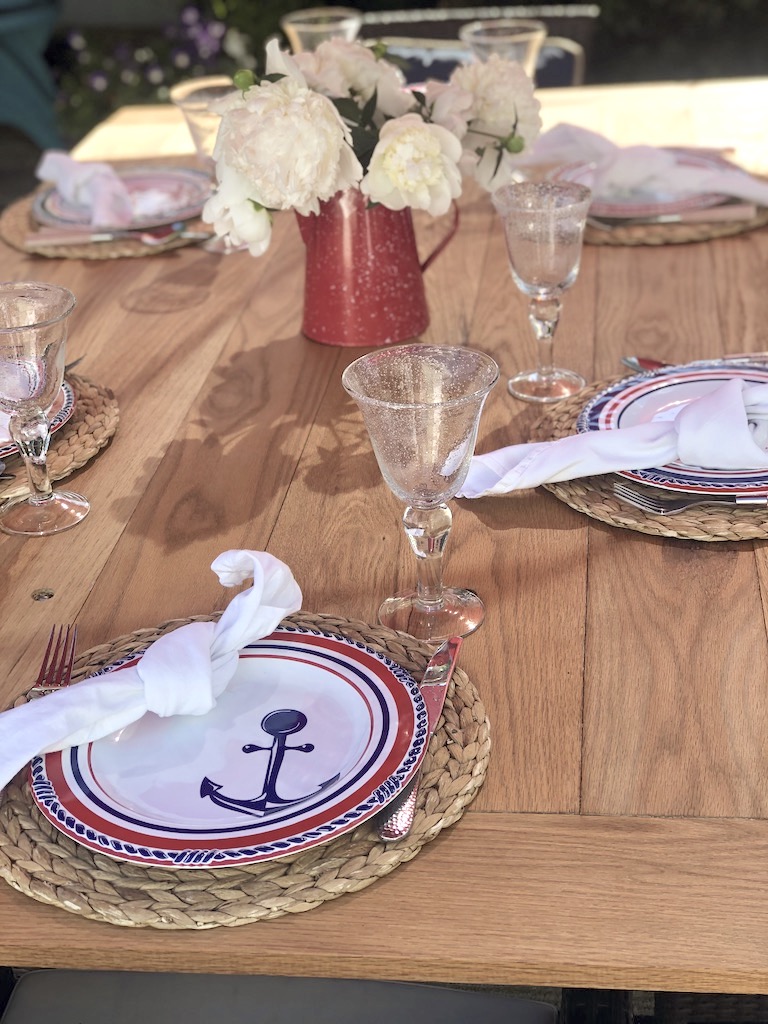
(296, 189), (458, 347)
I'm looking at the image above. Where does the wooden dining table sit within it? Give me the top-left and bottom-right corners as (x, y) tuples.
(2, 76), (768, 996)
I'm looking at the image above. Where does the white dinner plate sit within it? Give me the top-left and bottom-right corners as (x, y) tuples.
(0, 381), (75, 460)
(32, 167), (212, 231)
(30, 628), (429, 868)
(577, 361), (768, 495)
(556, 150), (729, 220)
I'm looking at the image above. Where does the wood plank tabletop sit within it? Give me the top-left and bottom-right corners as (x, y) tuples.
(1, 78), (768, 993)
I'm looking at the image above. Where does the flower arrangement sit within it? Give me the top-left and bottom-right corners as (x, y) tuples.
(202, 38), (542, 255)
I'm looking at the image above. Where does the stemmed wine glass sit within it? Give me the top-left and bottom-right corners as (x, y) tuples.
(492, 181), (592, 403)
(342, 344), (499, 644)
(280, 7), (363, 52)
(0, 281), (89, 536)
(169, 75), (246, 255)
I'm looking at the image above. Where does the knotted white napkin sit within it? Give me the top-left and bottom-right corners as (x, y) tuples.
(0, 550), (302, 793)
(458, 378), (768, 498)
(36, 151), (135, 227)
(524, 125), (768, 207)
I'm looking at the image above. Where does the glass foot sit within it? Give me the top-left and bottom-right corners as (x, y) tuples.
(508, 367), (586, 403)
(0, 490), (90, 536)
(378, 587), (485, 644)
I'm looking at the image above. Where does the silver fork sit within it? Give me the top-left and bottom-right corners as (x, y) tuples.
(29, 625), (78, 695)
(612, 482), (768, 516)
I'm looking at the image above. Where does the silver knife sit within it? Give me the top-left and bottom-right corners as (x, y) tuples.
(376, 636), (462, 843)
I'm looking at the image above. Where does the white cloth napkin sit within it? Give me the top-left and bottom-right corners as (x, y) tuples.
(0, 550), (303, 794)
(525, 125), (768, 206)
(36, 151), (134, 227)
(458, 378), (768, 498)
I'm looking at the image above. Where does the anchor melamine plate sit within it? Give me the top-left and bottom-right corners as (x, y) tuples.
(577, 361), (768, 495)
(30, 629), (428, 868)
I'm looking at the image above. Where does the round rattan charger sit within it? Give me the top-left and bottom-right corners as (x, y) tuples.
(0, 192), (202, 260)
(529, 379), (768, 542)
(584, 208), (768, 247)
(0, 612), (490, 929)
(0, 374), (119, 503)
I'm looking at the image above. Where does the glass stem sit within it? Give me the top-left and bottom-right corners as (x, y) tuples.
(402, 503), (452, 608)
(9, 412), (54, 504)
(529, 293), (562, 379)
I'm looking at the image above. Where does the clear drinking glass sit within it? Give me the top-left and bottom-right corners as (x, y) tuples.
(492, 181), (591, 404)
(169, 75), (235, 176)
(280, 6), (363, 52)
(342, 344), (499, 644)
(0, 281), (89, 536)
(170, 75), (245, 254)
(458, 18), (547, 78)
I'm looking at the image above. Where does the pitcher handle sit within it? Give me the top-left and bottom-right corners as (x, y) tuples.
(420, 200), (460, 273)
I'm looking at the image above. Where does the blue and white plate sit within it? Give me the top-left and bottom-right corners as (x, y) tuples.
(0, 381), (76, 460)
(30, 628), (429, 868)
(577, 361), (768, 495)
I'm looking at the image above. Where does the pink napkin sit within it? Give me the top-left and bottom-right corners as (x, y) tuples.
(36, 151), (135, 227)
(458, 378), (768, 498)
(525, 125), (768, 206)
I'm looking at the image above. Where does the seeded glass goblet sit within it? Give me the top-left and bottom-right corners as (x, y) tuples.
(280, 6), (362, 52)
(342, 344), (498, 644)
(0, 281), (89, 536)
(492, 181), (591, 403)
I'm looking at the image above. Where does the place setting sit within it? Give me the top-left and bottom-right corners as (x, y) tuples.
(0, 282), (118, 531)
(0, 343), (495, 927)
(457, 356), (768, 542)
(0, 152), (214, 260)
(522, 124), (768, 246)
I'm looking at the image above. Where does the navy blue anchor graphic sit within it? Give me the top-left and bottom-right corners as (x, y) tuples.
(200, 709), (340, 817)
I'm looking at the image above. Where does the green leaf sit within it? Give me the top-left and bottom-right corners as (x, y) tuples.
(332, 96), (365, 124)
(360, 87), (378, 127)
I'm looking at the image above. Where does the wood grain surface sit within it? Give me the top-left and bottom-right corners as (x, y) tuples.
(2, 79), (768, 992)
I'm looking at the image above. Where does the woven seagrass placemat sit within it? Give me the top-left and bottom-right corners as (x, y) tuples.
(0, 374), (118, 503)
(0, 193), (203, 260)
(585, 207), (768, 247)
(0, 611), (490, 929)
(529, 379), (768, 542)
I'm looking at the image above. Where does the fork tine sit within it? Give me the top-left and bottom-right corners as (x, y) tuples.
(53, 625), (77, 688)
(33, 625), (77, 693)
(35, 625), (62, 688)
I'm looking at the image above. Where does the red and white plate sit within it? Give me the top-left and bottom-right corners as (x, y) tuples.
(33, 166), (212, 232)
(555, 149), (731, 220)
(30, 629), (429, 868)
(577, 361), (768, 496)
(0, 381), (76, 460)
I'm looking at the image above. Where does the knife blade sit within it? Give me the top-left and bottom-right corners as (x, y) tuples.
(376, 635), (462, 843)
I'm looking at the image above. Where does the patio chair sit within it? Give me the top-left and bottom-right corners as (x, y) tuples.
(0, 970), (559, 1023)
(0, 0), (62, 149)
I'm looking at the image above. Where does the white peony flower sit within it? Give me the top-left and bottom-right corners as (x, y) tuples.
(449, 56), (541, 189)
(451, 56), (541, 144)
(294, 38), (414, 119)
(424, 80), (473, 140)
(202, 163), (272, 256)
(213, 75), (362, 217)
(360, 113), (462, 216)
(263, 36), (306, 83)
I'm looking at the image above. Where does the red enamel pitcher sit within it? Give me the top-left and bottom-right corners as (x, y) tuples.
(296, 188), (459, 348)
